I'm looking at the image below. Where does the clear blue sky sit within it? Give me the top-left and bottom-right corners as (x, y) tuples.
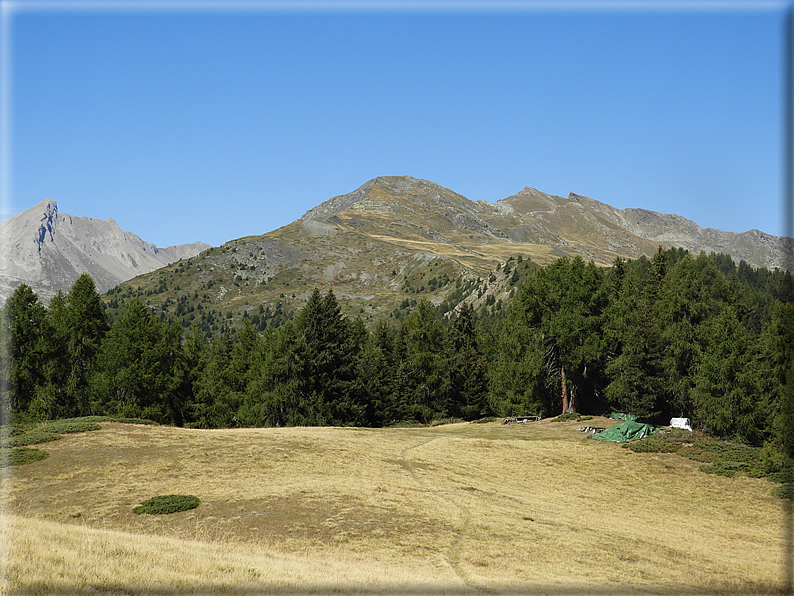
(2, 1), (788, 248)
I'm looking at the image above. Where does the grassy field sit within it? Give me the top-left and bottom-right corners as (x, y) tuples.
(1, 417), (787, 595)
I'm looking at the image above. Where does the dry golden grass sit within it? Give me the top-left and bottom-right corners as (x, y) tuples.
(1, 418), (787, 594)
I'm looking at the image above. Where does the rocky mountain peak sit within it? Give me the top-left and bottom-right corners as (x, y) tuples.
(0, 199), (210, 304)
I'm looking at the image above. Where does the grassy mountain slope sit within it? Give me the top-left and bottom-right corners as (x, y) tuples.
(102, 176), (790, 330)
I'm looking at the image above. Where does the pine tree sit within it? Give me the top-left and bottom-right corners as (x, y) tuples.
(293, 289), (358, 425)
(656, 253), (732, 418)
(765, 302), (794, 455)
(507, 257), (607, 415)
(32, 290), (70, 420)
(355, 320), (400, 426)
(192, 334), (235, 428)
(691, 306), (765, 443)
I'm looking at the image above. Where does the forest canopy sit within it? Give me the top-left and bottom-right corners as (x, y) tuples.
(2, 249), (793, 453)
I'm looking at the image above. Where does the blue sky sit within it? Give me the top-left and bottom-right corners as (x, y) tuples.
(2, 1), (788, 248)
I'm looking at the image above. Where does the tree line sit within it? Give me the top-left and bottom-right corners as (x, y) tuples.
(2, 248), (793, 453)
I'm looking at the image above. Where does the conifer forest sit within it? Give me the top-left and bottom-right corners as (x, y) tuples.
(3, 248), (793, 455)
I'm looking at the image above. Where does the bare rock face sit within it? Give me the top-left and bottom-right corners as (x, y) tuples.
(0, 199), (211, 304)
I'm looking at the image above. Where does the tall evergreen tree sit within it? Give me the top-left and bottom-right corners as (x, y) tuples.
(765, 302), (794, 455)
(64, 274), (108, 415)
(603, 261), (666, 419)
(399, 298), (448, 421)
(656, 253), (732, 417)
(241, 321), (306, 427)
(92, 299), (181, 422)
(691, 306), (765, 443)
(192, 334), (236, 428)
(32, 289), (70, 420)
(507, 256), (607, 415)
(1, 284), (47, 414)
(446, 302), (489, 420)
(355, 320), (400, 426)
(293, 289), (358, 425)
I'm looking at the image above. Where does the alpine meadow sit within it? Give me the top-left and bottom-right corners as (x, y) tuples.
(2, 233), (794, 592)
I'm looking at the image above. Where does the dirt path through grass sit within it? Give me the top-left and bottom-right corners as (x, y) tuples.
(399, 434), (491, 593)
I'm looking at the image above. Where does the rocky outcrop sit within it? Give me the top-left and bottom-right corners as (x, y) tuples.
(0, 199), (211, 304)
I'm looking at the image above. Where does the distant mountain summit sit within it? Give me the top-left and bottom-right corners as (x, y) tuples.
(0, 199), (210, 304)
(301, 176), (792, 271)
(41, 176), (792, 329)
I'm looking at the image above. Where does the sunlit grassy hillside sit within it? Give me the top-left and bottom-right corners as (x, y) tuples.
(2, 418), (786, 595)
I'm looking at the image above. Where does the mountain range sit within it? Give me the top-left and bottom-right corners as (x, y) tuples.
(0, 198), (210, 304)
(93, 176), (793, 329)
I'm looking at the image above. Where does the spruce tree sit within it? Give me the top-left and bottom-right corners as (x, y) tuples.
(2, 284), (47, 414)
(64, 274), (108, 415)
(92, 298), (181, 422)
(603, 262), (666, 419)
(446, 302), (488, 420)
(399, 298), (448, 421)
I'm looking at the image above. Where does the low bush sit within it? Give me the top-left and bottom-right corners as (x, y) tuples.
(0, 447), (49, 467)
(626, 433), (680, 453)
(471, 417), (498, 424)
(133, 494), (200, 515)
(47, 416), (157, 426)
(2, 430), (62, 448)
(431, 418), (464, 427)
(768, 468), (794, 484)
(700, 461), (746, 477)
(552, 413), (583, 422)
(772, 484), (794, 500)
(40, 421), (102, 434)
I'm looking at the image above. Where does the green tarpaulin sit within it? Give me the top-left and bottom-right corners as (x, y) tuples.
(591, 421), (657, 443)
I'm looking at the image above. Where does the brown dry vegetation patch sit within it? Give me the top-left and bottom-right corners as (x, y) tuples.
(2, 417), (787, 595)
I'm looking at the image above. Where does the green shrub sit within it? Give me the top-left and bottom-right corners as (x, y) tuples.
(113, 417), (158, 425)
(2, 430), (62, 448)
(40, 421), (102, 434)
(768, 467), (794, 484)
(759, 440), (788, 475)
(471, 417), (498, 424)
(0, 447), (49, 467)
(626, 433), (680, 453)
(552, 412), (582, 422)
(772, 484), (794, 500)
(700, 461), (746, 477)
(133, 494), (200, 515)
(45, 416), (157, 426)
(431, 418), (464, 427)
